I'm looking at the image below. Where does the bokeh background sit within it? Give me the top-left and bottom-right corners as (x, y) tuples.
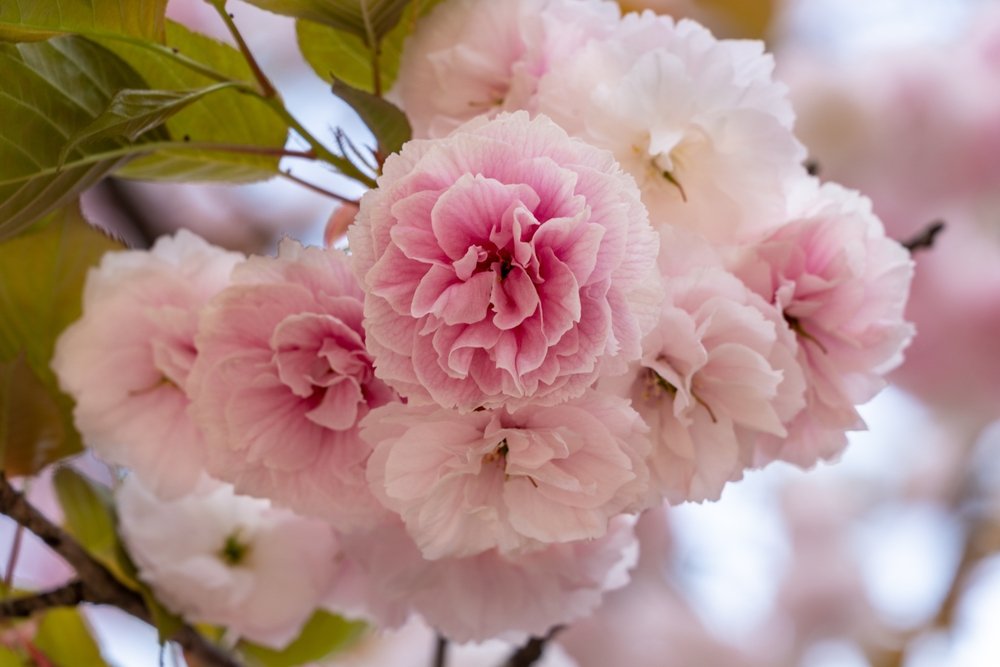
(6, 0), (1000, 665)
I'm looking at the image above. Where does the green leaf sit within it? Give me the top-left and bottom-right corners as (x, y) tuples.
(98, 21), (289, 182)
(0, 36), (156, 239)
(0, 646), (26, 667)
(331, 77), (411, 157)
(61, 82), (243, 163)
(0, 0), (167, 43)
(239, 611), (366, 667)
(0, 203), (122, 474)
(295, 0), (441, 93)
(52, 467), (139, 589)
(245, 0), (409, 44)
(34, 608), (109, 667)
(0, 202), (123, 379)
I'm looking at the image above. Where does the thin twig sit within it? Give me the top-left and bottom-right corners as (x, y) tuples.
(279, 170), (359, 205)
(0, 475), (240, 667)
(432, 634), (448, 667)
(3, 524), (24, 592)
(334, 128), (378, 174)
(901, 220), (945, 253)
(502, 626), (563, 667)
(264, 100), (377, 187)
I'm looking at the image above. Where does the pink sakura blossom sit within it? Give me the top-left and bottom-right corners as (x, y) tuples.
(605, 227), (805, 503)
(349, 111), (662, 412)
(51, 230), (242, 498)
(734, 179), (915, 466)
(187, 240), (397, 530)
(362, 391), (651, 560)
(392, 0), (620, 138)
(536, 12), (803, 242)
(330, 516), (637, 644)
(117, 475), (342, 650)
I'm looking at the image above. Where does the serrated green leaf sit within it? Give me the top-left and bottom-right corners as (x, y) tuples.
(61, 82), (243, 163)
(0, 36), (157, 238)
(97, 21), (289, 182)
(0, 0), (167, 43)
(0, 202), (123, 377)
(239, 611), (366, 667)
(52, 467), (140, 589)
(0, 203), (122, 474)
(34, 608), (109, 667)
(295, 0), (441, 93)
(331, 77), (411, 157)
(245, 0), (408, 44)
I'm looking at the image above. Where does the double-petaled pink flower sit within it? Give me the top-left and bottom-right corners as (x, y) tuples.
(349, 111), (662, 411)
(362, 391), (650, 560)
(735, 179), (915, 465)
(52, 230), (243, 498)
(187, 240), (397, 530)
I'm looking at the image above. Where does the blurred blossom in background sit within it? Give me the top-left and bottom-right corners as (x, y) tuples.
(11, 0), (1000, 665)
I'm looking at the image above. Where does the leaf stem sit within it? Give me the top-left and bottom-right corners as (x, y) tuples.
(210, 1), (277, 98)
(98, 34), (234, 84)
(0, 141), (324, 187)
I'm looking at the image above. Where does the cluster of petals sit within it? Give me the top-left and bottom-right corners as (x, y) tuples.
(393, 0), (620, 139)
(606, 228), (806, 503)
(187, 239), (397, 530)
(117, 475), (341, 649)
(363, 390), (650, 559)
(394, 0), (803, 241)
(329, 516), (637, 644)
(349, 111), (662, 412)
(46, 0), (924, 648)
(51, 230), (242, 498)
(734, 179), (915, 465)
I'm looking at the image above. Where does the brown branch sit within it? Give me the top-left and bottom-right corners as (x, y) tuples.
(0, 474), (241, 667)
(901, 220), (945, 254)
(501, 626), (563, 667)
(0, 581), (85, 617)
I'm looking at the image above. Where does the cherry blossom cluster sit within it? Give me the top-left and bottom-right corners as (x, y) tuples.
(51, 0), (914, 647)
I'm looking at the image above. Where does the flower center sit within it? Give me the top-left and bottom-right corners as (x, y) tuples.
(482, 438), (509, 466)
(218, 532), (250, 566)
